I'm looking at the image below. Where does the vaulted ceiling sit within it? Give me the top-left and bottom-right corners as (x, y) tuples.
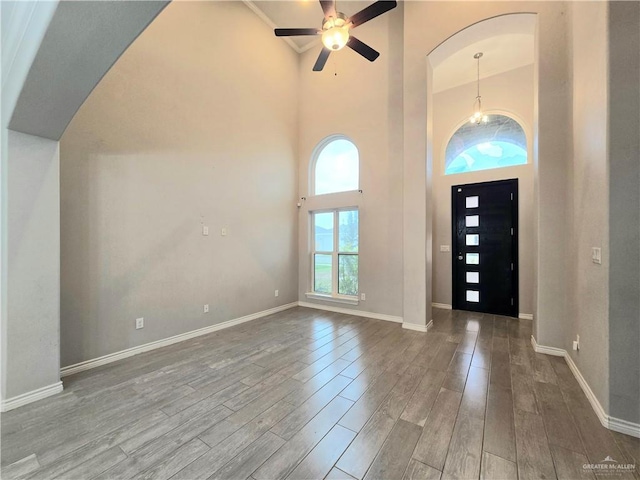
(245, 0), (380, 51)
(246, 1), (535, 94)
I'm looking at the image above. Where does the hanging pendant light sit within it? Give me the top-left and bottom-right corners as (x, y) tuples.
(469, 52), (489, 125)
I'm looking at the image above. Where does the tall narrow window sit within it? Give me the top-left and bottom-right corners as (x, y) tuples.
(313, 137), (359, 195)
(312, 209), (359, 299)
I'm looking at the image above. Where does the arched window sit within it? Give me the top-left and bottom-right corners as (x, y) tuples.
(308, 136), (360, 302)
(313, 137), (359, 195)
(445, 115), (528, 175)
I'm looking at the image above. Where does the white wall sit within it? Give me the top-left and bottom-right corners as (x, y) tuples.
(297, 6), (405, 320)
(432, 65), (535, 314)
(607, 1), (640, 425)
(1, 0), (59, 404)
(60, 1), (299, 367)
(567, 0), (610, 415)
(5, 130), (60, 399)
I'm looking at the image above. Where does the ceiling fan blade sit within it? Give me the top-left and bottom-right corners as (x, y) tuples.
(313, 48), (331, 71)
(348, 1), (397, 28)
(275, 28), (320, 37)
(319, 0), (336, 19)
(347, 36), (380, 62)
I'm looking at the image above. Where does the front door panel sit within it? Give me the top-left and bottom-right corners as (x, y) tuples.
(452, 179), (518, 317)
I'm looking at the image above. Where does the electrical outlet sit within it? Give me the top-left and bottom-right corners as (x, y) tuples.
(202, 225), (209, 236)
(275, 290), (279, 297)
(204, 304), (209, 313)
(221, 227), (227, 236)
(440, 245), (450, 252)
(360, 293), (366, 301)
(136, 317), (144, 329)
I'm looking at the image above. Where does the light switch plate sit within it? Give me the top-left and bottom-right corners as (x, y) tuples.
(202, 225), (209, 236)
(592, 247), (602, 264)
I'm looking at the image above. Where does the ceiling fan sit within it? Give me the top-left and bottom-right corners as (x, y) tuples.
(274, 0), (397, 72)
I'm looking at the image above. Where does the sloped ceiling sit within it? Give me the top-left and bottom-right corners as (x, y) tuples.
(430, 14), (536, 93)
(433, 34), (534, 93)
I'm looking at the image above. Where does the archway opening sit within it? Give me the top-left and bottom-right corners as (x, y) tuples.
(426, 13), (537, 319)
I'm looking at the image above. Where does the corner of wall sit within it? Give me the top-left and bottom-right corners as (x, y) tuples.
(607, 0), (640, 425)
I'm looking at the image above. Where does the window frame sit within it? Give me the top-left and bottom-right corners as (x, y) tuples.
(307, 207), (359, 305)
(442, 111), (530, 176)
(310, 134), (360, 197)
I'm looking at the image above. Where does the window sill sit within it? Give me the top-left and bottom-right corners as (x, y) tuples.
(305, 292), (359, 306)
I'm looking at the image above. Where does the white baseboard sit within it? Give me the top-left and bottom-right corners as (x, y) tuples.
(1, 381), (63, 412)
(530, 335), (565, 357)
(519, 313), (534, 320)
(298, 301), (403, 324)
(563, 351), (609, 427)
(432, 303), (452, 310)
(609, 416), (640, 438)
(61, 302), (298, 377)
(402, 319), (433, 333)
(531, 335), (640, 438)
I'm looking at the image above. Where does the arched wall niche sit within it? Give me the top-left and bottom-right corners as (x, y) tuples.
(412, 12), (552, 340)
(425, 14), (537, 320)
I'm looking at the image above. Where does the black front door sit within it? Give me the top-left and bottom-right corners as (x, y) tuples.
(452, 179), (518, 317)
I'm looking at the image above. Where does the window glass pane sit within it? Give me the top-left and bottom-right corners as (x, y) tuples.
(314, 212), (334, 251)
(445, 115), (527, 175)
(315, 139), (359, 195)
(466, 215), (479, 227)
(339, 210), (359, 252)
(466, 196), (479, 208)
(466, 272), (480, 283)
(466, 253), (480, 264)
(338, 254), (358, 296)
(466, 290), (480, 302)
(314, 254), (332, 294)
(466, 234), (480, 246)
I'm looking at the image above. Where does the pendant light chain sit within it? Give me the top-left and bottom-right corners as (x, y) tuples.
(476, 54), (480, 100)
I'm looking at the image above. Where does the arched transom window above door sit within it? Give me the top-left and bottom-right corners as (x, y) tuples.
(445, 115), (528, 175)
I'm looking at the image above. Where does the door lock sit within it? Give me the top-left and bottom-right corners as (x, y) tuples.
(458, 254), (463, 260)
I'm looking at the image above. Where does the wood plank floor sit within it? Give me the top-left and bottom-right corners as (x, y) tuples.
(2, 307), (639, 480)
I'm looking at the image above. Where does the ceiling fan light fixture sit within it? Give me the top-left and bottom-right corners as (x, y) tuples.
(321, 14), (349, 51)
(274, 1), (396, 71)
